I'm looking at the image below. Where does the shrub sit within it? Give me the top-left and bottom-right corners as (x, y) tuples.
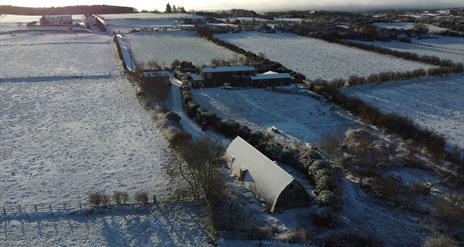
(249, 225), (272, 240)
(407, 182), (431, 196)
(113, 191), (129, 205)
(425, 235), (458, 247)
(166, 112), (181, 123)
(135, 191), (149, 204)
(278, 228), (308, 243)
(168, 130), (192, 148)
(88, 192), (110, 207)
(318, 190), (341, 210)
(313, 207), (338, 227)
(323, 232), (384, 247)
(432, 194), (464, 226)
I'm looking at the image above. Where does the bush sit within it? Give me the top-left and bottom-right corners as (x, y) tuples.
(88, 192), (110, 207)
(135, 191), (149, 204)
(166, 112), (181, 123)
(168, 130), (192, 148)
(249, 225), (272, 240)
(278, 228), (308, 243)
(113, 191), (129, 205)
(425, 235), (458, 247)
(318, 190), (341, 210)
(323, 232), (384, 247)
(432, 194), (464, 226)
(313, 207), (338, 227)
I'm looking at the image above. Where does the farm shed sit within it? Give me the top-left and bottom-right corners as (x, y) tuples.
(200, 66), (256, 82)
(226, 137), (309, 213)
(249, 71), (293, 86)
(40, 15), (73, 26)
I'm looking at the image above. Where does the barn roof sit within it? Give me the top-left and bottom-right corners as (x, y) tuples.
(226, 136), (296, 212)
(201, 66), (255, 73)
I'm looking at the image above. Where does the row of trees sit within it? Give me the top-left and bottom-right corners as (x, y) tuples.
(165, 3), (186, 13)
(311, 81), (464, 182)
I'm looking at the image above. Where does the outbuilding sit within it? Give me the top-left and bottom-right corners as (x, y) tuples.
(226, 136), (309, 213)
(200, 66), (256, 83)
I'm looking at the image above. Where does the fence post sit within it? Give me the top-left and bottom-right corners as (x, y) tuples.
(3, 207), (6, 215)
(18, 205), (22, 214)
(49, 204), (52, 213)
(34, 205), (38, 212)
(153, 194), (157, 204)
(79, 202), (82, 209)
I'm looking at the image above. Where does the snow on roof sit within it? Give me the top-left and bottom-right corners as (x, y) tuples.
(190, 73), (204, 81)
(201, 66), (255, 73)
(226, 136), (297, 213)
(263, 71), (278, 75)
(142, 71), (170, 78)
(250, 73), (292, 80)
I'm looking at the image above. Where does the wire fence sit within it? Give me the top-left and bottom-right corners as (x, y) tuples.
(1, 193), (197, 218)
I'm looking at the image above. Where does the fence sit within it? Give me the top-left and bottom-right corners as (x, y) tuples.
(0, 193), (197, 218)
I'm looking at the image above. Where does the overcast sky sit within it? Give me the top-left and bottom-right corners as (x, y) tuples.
(2, 0), (462, 12)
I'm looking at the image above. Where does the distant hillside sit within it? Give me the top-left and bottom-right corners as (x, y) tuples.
(0, 5), (136, 15)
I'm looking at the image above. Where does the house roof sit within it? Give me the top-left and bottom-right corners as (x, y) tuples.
(250, 72), (292, 80)
(226, 136), (296, 212)
(201, 66), (255, 73)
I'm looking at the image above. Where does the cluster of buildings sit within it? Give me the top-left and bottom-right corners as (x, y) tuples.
(39, 15), (73, 26)
(140, 65), (293, 88)
(195, 65), (292, 87)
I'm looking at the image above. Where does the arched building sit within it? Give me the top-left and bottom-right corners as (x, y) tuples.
(226, 136), (309, 213)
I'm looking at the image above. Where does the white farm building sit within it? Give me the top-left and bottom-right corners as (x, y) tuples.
(226, 137), (309, 213)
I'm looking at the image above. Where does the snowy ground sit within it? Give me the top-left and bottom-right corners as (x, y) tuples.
(100, 13), (203, 33)
(0, 32), (115, 78)
(352, 36), (464, 64)
(214, 32), (434, 81)
(127, 31), (239, 68)
(0, 15), (86, 32)
(342, 74), (464, 150)
(1, 32), (212, 245)
(373, 22), (449, 33)
(0, 203), (211, 247)
(192, 86), (359, 144)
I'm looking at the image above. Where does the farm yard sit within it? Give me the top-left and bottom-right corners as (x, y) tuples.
(214, 31), (434, 81)
(192, 87), (359, 144)
(352, 37), (464, 64)
(342, 74), (464, 150)
(126, 31), (239, 68)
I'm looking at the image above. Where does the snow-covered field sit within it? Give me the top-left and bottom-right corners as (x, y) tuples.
(1, 203), (211, 247)
(100, 13), (203, 33)
(0, 32), (115, 78)
(127, 31), (239, 68)
(0, 32), (175, 207)
(215, 32), (434, 81)
(352, 37), (464, 64)
(373, 22), (449, 33)
(342, 74), (464, 150)
(192, 87), (358, 144)
(1, 31), (212, 245)
(0, 15), (85, 32)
